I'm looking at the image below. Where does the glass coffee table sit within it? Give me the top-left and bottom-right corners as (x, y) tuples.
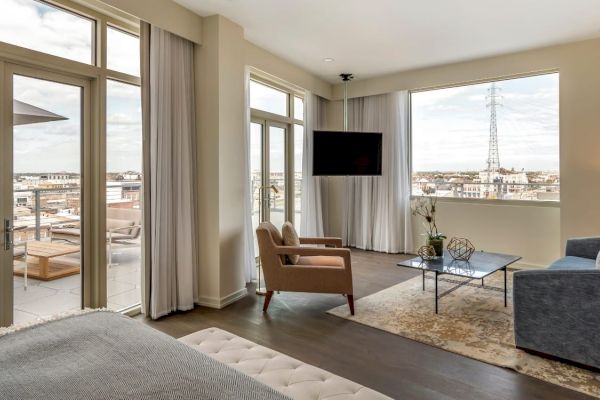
(397, 250), (521, 313)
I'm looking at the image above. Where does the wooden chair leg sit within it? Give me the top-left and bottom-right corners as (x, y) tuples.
(263, 291), (274, 312)
(347, 294), (354, 315)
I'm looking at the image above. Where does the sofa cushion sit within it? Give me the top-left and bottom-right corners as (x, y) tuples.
(282, 222), (301, 265)
(296, 256), (344, 268)
(548, 256), (597, 270)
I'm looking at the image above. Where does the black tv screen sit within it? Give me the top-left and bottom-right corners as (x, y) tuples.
(313, 131), (382, 176)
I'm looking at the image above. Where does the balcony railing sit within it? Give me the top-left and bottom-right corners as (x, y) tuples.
(14, 187), (81, 240)
(412, 181), (560, 201)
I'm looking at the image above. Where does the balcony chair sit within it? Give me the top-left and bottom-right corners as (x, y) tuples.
(256, 222), (354, 315)
(50, 207), (142, 266)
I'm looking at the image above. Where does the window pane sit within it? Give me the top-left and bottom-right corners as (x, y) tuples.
(0, 0), (93, 64)
(294, 96), (304, 120)
(106, 80), (143, 311)
(250, 123), (263, 257)
(411, 73), (559, 202)
(269, 126), (286, 228)
(250, 80), (288, 116)
(107, 26), (140, 76)
(294, 124), (304, 230)
(12, 75), (83, 323)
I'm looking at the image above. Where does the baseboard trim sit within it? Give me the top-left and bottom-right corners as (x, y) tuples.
(197, 287), (248, 309)
(511, 262), (546, 270)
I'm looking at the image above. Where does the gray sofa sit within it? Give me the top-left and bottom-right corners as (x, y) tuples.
(513, 237), (600, 369)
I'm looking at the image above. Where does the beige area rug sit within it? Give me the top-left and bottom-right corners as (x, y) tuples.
(328, 272), (600, 398)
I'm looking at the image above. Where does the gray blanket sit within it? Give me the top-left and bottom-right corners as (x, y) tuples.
(0, 312), (291, 400)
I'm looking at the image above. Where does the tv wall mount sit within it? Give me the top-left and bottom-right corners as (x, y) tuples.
(340, 73), (354, 131)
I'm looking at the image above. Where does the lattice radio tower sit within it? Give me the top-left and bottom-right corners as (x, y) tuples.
(486, 82), (502, 176)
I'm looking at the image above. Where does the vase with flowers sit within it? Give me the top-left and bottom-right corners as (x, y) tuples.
(411, 196), (446, 257)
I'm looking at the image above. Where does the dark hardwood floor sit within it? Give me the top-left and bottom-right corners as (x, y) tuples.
(139, 249), (592, 400)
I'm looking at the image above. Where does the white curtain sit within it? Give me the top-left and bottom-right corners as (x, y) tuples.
(343, 91), (413, 253)
(300, 92), (328, 237)
(141, 23), (198, 319)
(242, 68), (257, 282)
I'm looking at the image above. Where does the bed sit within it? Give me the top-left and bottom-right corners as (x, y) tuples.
(0, 311), (290, 400)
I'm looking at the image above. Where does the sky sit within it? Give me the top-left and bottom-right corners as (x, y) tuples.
(4, 0), (142, 174)
(0, 0), (93, 64)
(412, 73), (559, 172)
(13, 75), (82, 173)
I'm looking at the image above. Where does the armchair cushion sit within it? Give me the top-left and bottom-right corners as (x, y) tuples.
(281, 222), (300, 264)
(296, 256), (344, 268)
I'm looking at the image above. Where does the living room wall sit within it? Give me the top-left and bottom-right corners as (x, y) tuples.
(325, 37), (600, 267)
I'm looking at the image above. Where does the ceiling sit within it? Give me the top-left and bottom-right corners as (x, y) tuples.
(174, 0), (600, 83)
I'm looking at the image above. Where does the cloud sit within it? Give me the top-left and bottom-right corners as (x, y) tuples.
(412, 74), (559, 172)
(107, 27), (140, 76)
(0, 0), (93, 64)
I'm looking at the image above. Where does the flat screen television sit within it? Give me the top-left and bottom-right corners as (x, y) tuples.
(313, 130), (382, 176)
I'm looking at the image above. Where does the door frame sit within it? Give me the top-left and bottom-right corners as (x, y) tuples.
(251, 118), (295, 225)
(0, 62), (105, 326)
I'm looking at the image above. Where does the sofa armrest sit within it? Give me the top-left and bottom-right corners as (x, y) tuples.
(274, 246), (351, 271)
(513, 269), (600, 368)
(565, 237), (600, 259)
(299, 237), (343, 248)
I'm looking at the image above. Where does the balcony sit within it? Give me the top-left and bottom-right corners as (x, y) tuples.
(12, 186), (142, 323)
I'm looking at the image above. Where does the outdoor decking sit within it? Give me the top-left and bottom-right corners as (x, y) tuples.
(12, 240), (141, 324)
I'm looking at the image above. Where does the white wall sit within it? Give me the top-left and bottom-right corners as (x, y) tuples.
(244, 42), (332, 99)
(412, 202), (560, 268)
(195, 15), (249, 307)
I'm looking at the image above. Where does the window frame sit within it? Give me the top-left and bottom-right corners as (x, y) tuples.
(0, 0), (143, 316)
(408, 70), (560, 207)
(249, 74), (305, 225)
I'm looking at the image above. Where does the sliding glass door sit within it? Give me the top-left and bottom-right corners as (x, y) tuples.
(250, 120), (289, 238)
(0, 65), (90, 325)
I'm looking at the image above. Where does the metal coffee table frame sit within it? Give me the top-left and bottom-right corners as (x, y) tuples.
(398, 251), (521, 314)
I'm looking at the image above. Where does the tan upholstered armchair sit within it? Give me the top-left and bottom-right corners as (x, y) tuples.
(256, 222), (354, 315)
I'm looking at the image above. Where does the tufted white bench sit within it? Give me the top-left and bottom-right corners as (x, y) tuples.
(179, 327), (392, 400)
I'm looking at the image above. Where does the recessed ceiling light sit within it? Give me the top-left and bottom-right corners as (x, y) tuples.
(323, 58), (335, 62)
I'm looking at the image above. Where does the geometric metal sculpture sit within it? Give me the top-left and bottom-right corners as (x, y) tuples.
(447, 237), (475, 261)
(417, 245), (436, 261)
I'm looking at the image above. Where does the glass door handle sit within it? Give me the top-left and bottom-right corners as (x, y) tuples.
(4, 219), (13, 251)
